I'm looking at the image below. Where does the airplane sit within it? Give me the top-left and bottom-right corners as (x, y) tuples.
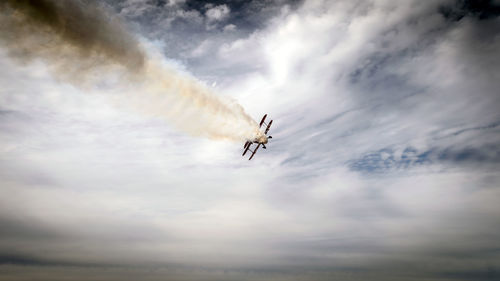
(242, 114), (273, 160)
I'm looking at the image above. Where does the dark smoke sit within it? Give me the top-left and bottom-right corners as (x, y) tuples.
(0, 0), (145, 81)
(0, 0), (261, 141)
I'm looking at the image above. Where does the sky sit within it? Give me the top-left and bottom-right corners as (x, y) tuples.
(0, 0), (499, 280)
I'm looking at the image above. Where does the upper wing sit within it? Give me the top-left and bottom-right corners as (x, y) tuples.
(259, 114), (267, 128)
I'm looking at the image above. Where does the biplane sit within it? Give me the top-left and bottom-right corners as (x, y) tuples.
(242, 114), (273, 160)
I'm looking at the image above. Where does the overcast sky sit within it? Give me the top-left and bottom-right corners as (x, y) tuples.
(1, 0), (500, 280)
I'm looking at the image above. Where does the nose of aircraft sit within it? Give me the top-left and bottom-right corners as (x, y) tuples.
(257, 135), (268, 144)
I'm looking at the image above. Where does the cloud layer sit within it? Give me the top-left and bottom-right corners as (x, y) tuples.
(0, 0), (499, 280)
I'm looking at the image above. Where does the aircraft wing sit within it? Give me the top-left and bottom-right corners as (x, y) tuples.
(259, 114), (267, 128)
(248, 144), (261, 160)
(264, 120), (273, 135)
(242, 142), (251, 156)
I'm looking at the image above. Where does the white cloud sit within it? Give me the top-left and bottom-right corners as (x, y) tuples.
(205, 4), (230, 30)
(167, 0), (186, 7)
(175, 8), (203, 24)
(223, 23), (237, 32)
(189, 39), (213, 58)
(205, 4), (230, 22)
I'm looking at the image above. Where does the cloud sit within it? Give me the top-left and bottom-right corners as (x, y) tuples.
(0, 0), (499, 280)
(223, 23), (237, 32)
(204, 4), (230, 30)
(205, 4), (230, 22)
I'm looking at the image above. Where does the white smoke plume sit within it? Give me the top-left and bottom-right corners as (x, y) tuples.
(0, 0), (262, 141)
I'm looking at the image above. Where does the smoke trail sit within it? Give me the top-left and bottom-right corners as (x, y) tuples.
(0, 0), (262, 141)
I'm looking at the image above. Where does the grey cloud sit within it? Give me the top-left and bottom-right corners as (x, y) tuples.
(268, 1), (500, 173)
(348, 143), (500, 173)
(440, 0), (500, 21)
(1, 0), (500, 280)
(102, 0), (303, 77)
